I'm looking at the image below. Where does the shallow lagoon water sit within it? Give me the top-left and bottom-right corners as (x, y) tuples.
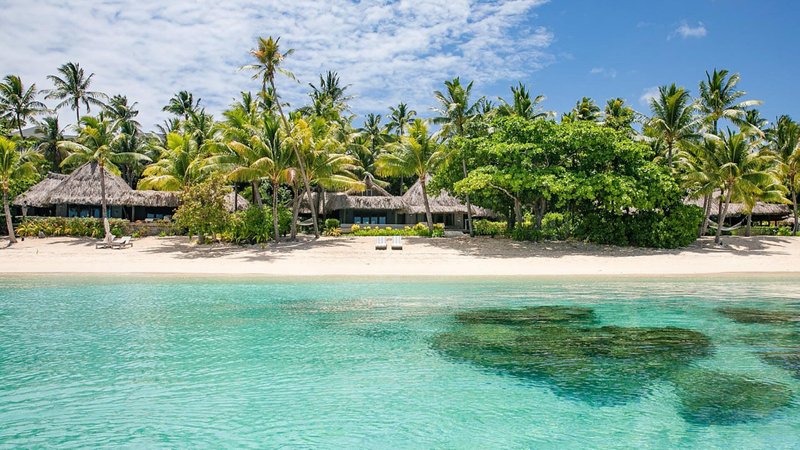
(1, 276), (800, 448)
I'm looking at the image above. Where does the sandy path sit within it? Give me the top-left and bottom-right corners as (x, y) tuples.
(0, 235), (798, 277)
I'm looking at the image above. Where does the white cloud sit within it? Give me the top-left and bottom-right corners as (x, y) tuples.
(0, 0), (555, 130)
(671, 21), (707, 39)
(589, 67), (617, 79)
(639, 86), (659, 106)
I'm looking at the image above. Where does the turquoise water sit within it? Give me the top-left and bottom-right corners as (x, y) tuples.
(1, 276), (800, 448)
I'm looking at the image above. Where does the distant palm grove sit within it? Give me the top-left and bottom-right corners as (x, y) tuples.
(1, 36), (798, 248)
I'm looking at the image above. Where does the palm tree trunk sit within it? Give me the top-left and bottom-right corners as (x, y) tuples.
(16, 113), (24, 139)
(75, 103), (81, 125)
(745, 213), (752, 237)
(420, 177), (433, 229)
(461, 160), (474, 237)
(700, 193), (712, 237)
(3, 188), (17, 244)
(99, 163), (112, 243)
(270, 78), (319, 238)
(715, 187), (732, 245)
(252, 180), (263, 208)
(792, 189), (798, 236)
(667, 140), (673, 167)
(272, 180), (280, 242)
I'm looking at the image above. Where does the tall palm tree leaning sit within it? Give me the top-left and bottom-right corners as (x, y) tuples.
(46, 62), (108, 124)
(376, 119), (446, 229)
(707, 129), (775, 245)
(432, 77), (483, 236)
(698, 68), (761, 134)
(0, 137), (39, 244)
(58, 117), (150, 243)
(0, 75), (48, 138)
(242, 36), (320, 238)
(648, 84), (699, 166)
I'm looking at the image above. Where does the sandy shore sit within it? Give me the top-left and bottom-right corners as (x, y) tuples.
(0, 235), (798, 277)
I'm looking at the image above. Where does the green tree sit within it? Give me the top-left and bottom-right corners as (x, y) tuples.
(770, 115), (800, 234)
(242, 36), (320, 237)
(603, 98), (637, 132)
(569, 97), (602, 122)
(104, 95), (141, 129)
(46, 62), (107, 124)
(0, 75), (48, 138)
(162, 91), (201, 121)
(387, 102), (416, 136)
(173, 173), (231, 244)
(432, 77), (484, 236)
(34, 116), (65, 171)
(376, 119), (446, 228)
(698, 69), (761, 134)
(138, 132), (202, 191)
(0, 137), (39, 243)
(58, 116), (150, 242)
(647, 84), (699, 165)
(496, 82), (553, 120)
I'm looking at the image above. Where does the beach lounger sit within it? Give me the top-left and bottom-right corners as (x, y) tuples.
(96, 235), (123, 249)
(111, 236), (133, 249)
(391, 235), (403, 250)
(375, 236), (387, 250)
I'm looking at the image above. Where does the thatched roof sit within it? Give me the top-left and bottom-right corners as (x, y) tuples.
(344, 174), (392, 197)
(324, 192), (406, 212)
(13, 173), (68, 207)
(46, 162), (135, 206)
(13, 162), (248, 213)
(400, 177), (493, 216)
(685, 195), (790, 217)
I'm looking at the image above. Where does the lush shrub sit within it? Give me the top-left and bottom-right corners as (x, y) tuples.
(777, 226), (793, 236)
(350, 224), (361, 232)
(511, 224), (542, 242)
(323, 218), (341, 237)
(431, 223), (445, 237)
(173, 175), (231, 243)
(541, 212), (569, 240)
(349, 223), (433, 237)
(324, 218), (340, 229)
(578, 205), (703, 249)
(16, 217), (129, 238)
(474, 219), (506, 237)
(227, 206), (291, 244)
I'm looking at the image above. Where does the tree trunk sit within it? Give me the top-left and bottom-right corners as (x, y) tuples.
(272, 180), (280, 242)
(745, 213), (752, 237)
(271, 78), (319, 238)
(513, 198), (523, 225)
(534, 198), (546, 228)
(252, 180), (263, 208)
(75, 104), (81, 126)
(792, 189), (798, 236)
(3, 188), (17, 244)
(715, 187), (732, 245)
(666, 140), (673, 167)
(700, 193), (713, 237)
(462, 159), (474, 237)
(290, 183), (299, 240)
(16, 113), (24, 139)
(698, 194), (709, 237)
(420, 177), (433, 229)
(99, 163), (112, 243)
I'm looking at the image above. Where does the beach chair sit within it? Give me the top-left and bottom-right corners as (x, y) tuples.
(391, 235), (403, 250)
(375, 236), (387, 250)
(111, 236), (133, 249)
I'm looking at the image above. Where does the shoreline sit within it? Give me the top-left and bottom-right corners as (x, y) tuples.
(1, 235), (798, 278)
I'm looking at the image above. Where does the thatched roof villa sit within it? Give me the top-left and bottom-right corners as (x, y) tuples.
(14, 162), (248, 221)
(306, 175), (494, 230)
(685, 195), (790, 226)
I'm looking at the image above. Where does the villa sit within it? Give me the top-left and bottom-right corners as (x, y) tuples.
(13, 162), (248, 221)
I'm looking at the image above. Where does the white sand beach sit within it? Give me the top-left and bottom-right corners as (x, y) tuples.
(0, 235), (798, 277)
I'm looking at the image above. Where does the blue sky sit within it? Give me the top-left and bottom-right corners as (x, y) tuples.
(1, 0), (797, 130)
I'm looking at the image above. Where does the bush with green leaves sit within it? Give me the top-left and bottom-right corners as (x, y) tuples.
(348, 223), (435, 237)
(473, 219), (506, 237)
(227, 206), (291, 244)
(173, 174), (231, 243)
(511, 224), (542, 242)
(578, 205), (703, 249)
(541, 212), (569, 240)
(16, 217), (129, 238)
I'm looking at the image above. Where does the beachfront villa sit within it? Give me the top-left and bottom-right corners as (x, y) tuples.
(13, 162), (248, 221)
(306, 175), (494, 231)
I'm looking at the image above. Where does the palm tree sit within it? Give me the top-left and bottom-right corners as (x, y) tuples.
(0, 137), (38, 243)
(648, 84), (699, 165)
(679, 138), (722, 237)
(707, 130), (775, 244)
(432, 77), (483, 236)
(571, 97), (602, 122)
(698, 69), (761, 134)
(307, 71), (351, 118)
(35, 117), (65, 171)
(58, 116), (150, 243)
(603, 98), (637, 132)
(162, 91), (201, 121)
(242, 36), (320, 237)
(496, 82), (553, 120)
(138, 132), (202, 191)
(104, 95), (141, 129)
(770, 115), (800, 234)
(46, 62), (107, 124)
(387, 102), (416, 136)
(376, 119), (446, 228)
(0, 75), (48, 138)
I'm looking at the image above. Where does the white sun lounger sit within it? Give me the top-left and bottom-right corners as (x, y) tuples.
(375, 236), (387, 250)
(391, 235), (403, 250)
(111, 236), (133, 249)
